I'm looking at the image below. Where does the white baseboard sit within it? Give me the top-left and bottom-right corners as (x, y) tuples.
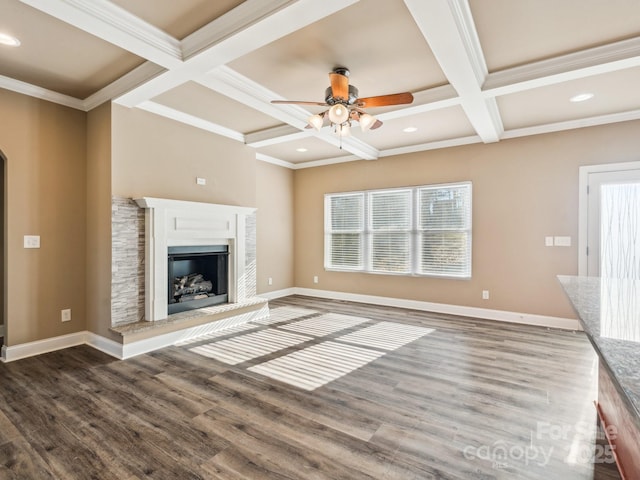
(2, 331), (87, 362)
(1, 304), (270, 362)
(86, 332), (124, 359)
(293, 287), (580, 331)
(258, 287), (297, 300)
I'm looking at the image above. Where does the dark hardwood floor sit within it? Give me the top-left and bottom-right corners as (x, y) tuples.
(0, 296), (623, 479)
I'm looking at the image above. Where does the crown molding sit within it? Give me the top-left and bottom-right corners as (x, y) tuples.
(501, 109), (640, 141)
(379, 134), (482, 159)
(0, 74), (84, 110)
(255, 153), (296, 169)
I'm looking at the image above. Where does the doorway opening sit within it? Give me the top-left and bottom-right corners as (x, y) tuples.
(579, 161), (640, 278)
(0, 150), (5, 346)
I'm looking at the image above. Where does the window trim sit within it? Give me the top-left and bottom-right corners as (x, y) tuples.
(324, 181), (472, 279)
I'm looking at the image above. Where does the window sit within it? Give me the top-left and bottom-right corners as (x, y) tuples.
(325, 182), (472, 278)
(417, 183), (471, 277)
(325, 193), (364, 270)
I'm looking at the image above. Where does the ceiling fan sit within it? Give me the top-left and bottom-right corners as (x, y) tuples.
(271, 67), (414, 136)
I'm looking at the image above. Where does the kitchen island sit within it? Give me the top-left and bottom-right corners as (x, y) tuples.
(558, 275), (640, 479)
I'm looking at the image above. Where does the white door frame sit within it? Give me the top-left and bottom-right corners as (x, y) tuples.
(578, 160), (640, 275)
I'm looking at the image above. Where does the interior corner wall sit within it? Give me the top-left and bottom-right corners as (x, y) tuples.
(86, 101), (115, 338)
(294, 120), (640, 320)
(256, 161), (295, 294)
(0, 89), (87, 345)
(111, 104), (256, 206)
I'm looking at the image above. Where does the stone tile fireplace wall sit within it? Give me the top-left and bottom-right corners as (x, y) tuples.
(111, 196), (257, 327)
(111, 196), (145, 326)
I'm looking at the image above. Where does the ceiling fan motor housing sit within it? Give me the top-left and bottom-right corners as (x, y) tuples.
(325, 85), (359, 105)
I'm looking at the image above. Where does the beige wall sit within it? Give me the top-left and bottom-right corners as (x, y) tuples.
(294, 120), (640, 319)
(0, 89), (87, 345)
(86, 102), (114, 338)
(256, 161), (295, 294)
(111, 105), (256, 206)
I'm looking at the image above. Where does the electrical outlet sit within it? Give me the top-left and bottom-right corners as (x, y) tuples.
(482, 290), (490, 300)
(196, 177), (206, 186)
(61, 309), (72, 322)
(313, 275), (319, 284)
(545, 236), (554, 247)
(268, 277), (273, 286)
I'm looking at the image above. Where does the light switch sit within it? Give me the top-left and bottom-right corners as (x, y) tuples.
(24, 235), (40, 249)
(545, 236), (554, 247)
(554, 236), (572, 247)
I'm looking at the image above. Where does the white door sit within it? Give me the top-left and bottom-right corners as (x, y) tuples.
(584, 166), (640, 278)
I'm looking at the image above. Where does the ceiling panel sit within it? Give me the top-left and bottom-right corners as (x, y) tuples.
(0, 0), (144, 98)
(470, 0), (640, 72)
(109, 0), (243, 40)
(497, 67), (640, 130)
(350, 106), (477, 151)
(258, 136), (353, 165)
(152, 81), (282, 134)
(229, 0), (446, 103)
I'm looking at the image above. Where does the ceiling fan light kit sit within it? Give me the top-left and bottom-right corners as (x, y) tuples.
(272, 67), (414, 140)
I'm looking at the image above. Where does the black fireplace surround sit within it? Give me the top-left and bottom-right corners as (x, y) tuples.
(167, 245), (229, 315)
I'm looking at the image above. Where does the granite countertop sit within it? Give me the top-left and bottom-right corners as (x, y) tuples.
(558, 275), (640, 430)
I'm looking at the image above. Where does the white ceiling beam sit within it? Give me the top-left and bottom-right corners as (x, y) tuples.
(483, 36), (640, 98)
(404, 0), (503, 143)
(376, 85), (461, 122)
(83, 62), (165, 110)
(136, 101), (245, 142)
(199, 67), (311, 131)
(115, 0), (359, 108)
(246, 126), (312, 148)
(19, 0), (182, 69)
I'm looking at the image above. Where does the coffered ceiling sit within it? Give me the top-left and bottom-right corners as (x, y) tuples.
(1, 0), (640, 169)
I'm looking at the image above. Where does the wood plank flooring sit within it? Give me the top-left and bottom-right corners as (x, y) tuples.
(0, 295), (623, 479)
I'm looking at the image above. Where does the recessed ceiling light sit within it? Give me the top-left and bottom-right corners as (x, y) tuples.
(0, 33), (21, 47)
(403, 127), (418, 133)
(296, 148), (308, 152)
(569, 93), (594, 103)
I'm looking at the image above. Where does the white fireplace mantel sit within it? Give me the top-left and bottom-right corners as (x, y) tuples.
(135, 197), (256, 321)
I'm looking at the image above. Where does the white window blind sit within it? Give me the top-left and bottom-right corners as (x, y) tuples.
(325, 182), (471, 278)
(369, 190), (411, 273)
(418, 183), (471, 277)
(325, 193), (364, 270)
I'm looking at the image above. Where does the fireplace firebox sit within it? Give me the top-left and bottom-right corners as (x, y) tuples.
(167, 245), (229, 315)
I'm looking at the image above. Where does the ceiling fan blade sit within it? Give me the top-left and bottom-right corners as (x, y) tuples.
(271, 100), (327, 106)
(329, 72), (349, 100)
(356, 92), (414, 108)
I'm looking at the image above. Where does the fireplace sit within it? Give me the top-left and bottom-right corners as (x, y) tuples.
(168, 245), (229, 315)
(135, 197), (256, 321)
